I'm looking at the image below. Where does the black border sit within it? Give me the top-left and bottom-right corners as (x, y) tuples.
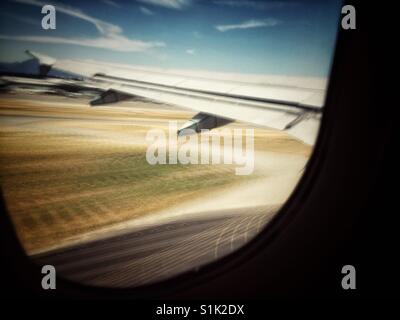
(1, 0), (396, 300)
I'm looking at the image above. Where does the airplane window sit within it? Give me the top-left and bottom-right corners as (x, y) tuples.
(0, 0), (342, 287)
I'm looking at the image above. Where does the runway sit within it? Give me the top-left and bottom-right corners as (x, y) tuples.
(33, 205), (276, 288)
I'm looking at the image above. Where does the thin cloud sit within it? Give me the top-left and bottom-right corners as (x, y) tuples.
(215, 18), (279, 32)
(2, 12), (38, 26)
(101, 0), (121, 8)
(0, 35), (164, 52)
(213, 1), (297, 10)
(140, 6), (155, 15)
(185, 49), (195, 55)
(137, 0), (192, 10)
(192, 31), (202, 39)
(5, 0), (165, 52)
(14, 0), (121, 35)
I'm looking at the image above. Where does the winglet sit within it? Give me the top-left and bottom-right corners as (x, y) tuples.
(25, 50), (56, 76)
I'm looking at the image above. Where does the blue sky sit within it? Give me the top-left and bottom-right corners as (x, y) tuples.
(0, 0), (343, 76)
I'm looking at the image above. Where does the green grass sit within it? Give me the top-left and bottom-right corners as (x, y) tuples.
(0, 130), (247, 253)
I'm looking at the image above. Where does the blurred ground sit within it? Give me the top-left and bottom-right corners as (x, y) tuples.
(0, 93), (311, 255)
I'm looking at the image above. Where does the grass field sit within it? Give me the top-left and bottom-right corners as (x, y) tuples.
(0, 94), (311, 254)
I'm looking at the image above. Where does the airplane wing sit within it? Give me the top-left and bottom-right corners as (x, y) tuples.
(26, 50), (326, 145)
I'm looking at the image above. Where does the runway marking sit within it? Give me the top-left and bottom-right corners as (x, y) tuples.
(256, 213), (268, 234)
(230, 216), (252, 252)
(214, 218), (240, 259)
(244, 214), (260, 243)
(34, 210), (273, 287)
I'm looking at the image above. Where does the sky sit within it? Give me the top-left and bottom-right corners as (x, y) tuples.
(0, 0), (343, 77)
